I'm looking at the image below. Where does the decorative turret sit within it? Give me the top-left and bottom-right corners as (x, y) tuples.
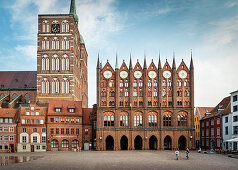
(70, 0), (79, 25)
(129, 54), (132, 70)
(190, 53), (194, 70)
(158, 53), (162, 69)
(143, 55), (147, 69)
(172, 57), (176, 69)
(97, 53), (100, 69)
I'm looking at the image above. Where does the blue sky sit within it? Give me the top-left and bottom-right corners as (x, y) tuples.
(0, 0), (238, 107)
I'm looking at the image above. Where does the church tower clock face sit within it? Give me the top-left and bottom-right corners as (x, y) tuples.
(103, 70), (112, 79)
(179, 70), (187, 79)
(51, 24), (60, 33)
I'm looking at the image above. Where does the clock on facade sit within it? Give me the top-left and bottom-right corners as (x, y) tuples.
(134, 71), (142, 79)
(51, 24), (60, 33)
(163, 70), (171, 79)
(120, 71), (128, 79)
(148, 71), (157, 79)
(103, 70), (112, 79)
(179, 70), (187, 79)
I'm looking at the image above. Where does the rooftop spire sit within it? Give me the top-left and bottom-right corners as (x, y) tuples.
(143, 53), (147, 69)
(158, 53), (162, 69)
(115, 53), (119, 69)
(70, 0), (79, 25)
(190, 49), (194, 69)
(129, 53), (132, 69)
(172, 56), (176, 69)
(97, 53), (100, 69)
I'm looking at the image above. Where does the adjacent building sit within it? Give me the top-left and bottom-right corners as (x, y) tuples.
(47, 100), (83, 151)
(200, 96), (230, 151)
(17, 105), (47, 152)
(96, 56), (195, 150)
(222, 90), (238, 151)
(194, 107), (213, 148)
(0, 109), (18, 152)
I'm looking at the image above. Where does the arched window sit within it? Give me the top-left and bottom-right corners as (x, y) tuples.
(52, 37), (59, 50)
(134, 112), (143, 127)
(62, 37), (69, 50)
(51, 139), (58, 148)
(52, 78), (60, 94)
(104, 112), (114, 127)
(178, 111), (188, 126)
(162, 89), (166, 97)
(52, 54), (59, 71)
(42, 55), (49, 71)
(24, 94), (30, 103)
(62, 78), (70, 94)
(42, 37), (49, 50)
(62, 20), (69, 32)
(62, 54), (69, 71)
(62, 139), (69, 148)
(148, 112), (157, 127)
(163, 112), (172, 127)
(120, 112), (128, 127)
(42, 20), (49, 32)
(72, 140), (79, 149)
(42, 78), (49, 94)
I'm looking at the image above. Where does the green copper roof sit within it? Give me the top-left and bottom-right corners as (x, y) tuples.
(80, 34), (85, 44)
(70, 0), (79, 25)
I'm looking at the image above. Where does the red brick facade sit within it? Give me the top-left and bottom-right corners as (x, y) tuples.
(96, 57), (195, 150)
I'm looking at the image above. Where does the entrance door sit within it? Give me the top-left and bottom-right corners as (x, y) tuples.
(120, 135), (128, 150)
(84, 142), (89, 151)
(178, 136), (186, 150)
(134, 136), (143, 150)
(10, 144), (14, 152)
(149, 136), (157, 150)
(31, 145), (34, 152)
(106, 136), (114, 150)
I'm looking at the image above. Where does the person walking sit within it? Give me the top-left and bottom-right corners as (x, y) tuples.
(186, 148), (190, 159)
(175, 149), (179, 160)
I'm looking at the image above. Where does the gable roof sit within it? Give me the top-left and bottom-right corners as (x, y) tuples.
(0, 71), (37, 89)
(48, 100), (82, 115)
(197, 107), (214, 119)
(82, 108), (93, 125)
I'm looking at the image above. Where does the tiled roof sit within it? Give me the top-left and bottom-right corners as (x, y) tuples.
(82, 108), (92, 124)
(48, 100), (82, 115)
(0, 108), (18, 120)
(0, 71), (37, 89)
(197, 107), (214, 119)
(202, 96), (230, 120)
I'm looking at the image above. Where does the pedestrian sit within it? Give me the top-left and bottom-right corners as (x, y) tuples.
(175, 149), (179, 160)
(186, 148), (190, 159)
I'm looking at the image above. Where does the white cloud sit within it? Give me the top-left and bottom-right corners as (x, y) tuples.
(226, 1), (238, 8)
(15, 45), (37, 59)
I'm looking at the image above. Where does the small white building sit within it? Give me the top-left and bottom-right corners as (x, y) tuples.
(222, 90), (238, 151)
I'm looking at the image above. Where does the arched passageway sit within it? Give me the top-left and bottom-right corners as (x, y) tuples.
(120, 135), (128, 150)
(106, 135), (114, 150)
(134, 135), (143, 150)
(164, 136), (172, 150)
(178, 136), (186, 150)
(149, 135), (157, 150)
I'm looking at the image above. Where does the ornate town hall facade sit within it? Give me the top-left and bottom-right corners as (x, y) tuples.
(36, 0), (88, 108)
(96, 56), (195, 150)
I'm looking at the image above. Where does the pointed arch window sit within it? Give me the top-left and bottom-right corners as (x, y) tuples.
(104, 112), (114, 127)
(62, 20), (69, 33)
(148, 112), (157, 127)
(120, 112), (128, 127)
(163, 112), (172, 127)
(62, 78), (70, 94)
(52, 78), (60, 94)
(52, 37), (59, 50)
(62, 54), (69, 71)
(42, 78), (49, 94)
(52, 54), (60, 71)
(134, 112), (143, 127)
(42, 37), (49, 50)
(62, 37), (69, 50)
(42, 55), (49, 71)
(42, 20), (49, 33)
(178, 112), (188, 126)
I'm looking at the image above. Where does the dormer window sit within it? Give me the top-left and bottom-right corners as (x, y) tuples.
(69, 109), (75, 113)
(56, 108), (61, 113)
(68, 105), (75, 113)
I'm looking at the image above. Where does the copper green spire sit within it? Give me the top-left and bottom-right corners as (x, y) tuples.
(70, 0), (79, 25)
(115, 53), (119, 69)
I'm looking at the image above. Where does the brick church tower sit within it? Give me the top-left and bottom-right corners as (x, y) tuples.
(96, 54), (194, 151)
(36, 0), (88, 108)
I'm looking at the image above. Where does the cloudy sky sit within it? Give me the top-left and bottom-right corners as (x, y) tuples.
(0, 0), (238, 107)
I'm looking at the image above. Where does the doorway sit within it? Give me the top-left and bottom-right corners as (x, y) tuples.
(149, 135), (157, 150)
(106, 136), (114, 150)
(134, 135), (143, 150)
(31, 145), (34, 152)
(120, 135), (128, 150)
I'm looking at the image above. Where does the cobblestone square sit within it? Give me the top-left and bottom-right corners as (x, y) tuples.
(1, 151), (237, 170)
